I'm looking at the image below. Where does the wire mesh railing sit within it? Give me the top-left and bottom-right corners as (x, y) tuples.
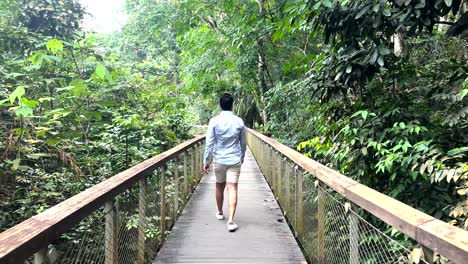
(247, 128), (467, 264)
(0, 136), (205, 264)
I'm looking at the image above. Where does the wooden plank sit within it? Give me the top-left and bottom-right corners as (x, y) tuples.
(183, 152), (188, 199)
(154, 149), (306, 264)
(173, 157), (179, 219)
(317, 182), (324, 264)
(295, 169), (303, 237)
(417, 219), (468, 264)
(247, 128), (468, 263)
(104, 201), (117, 264)
(0, 136), (205, 264)
(349, 203), (359, 264)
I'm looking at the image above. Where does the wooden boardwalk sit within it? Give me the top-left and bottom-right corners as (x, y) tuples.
(154, 149), (306, 263)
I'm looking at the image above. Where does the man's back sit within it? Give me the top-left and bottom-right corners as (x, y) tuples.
(204, 111), (246, 166)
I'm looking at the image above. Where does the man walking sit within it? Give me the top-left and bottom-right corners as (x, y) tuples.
(203, 93), (246, 232)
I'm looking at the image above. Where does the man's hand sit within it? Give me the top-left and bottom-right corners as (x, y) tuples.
(203, 163), (211, 173)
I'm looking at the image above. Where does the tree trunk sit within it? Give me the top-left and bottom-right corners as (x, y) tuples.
(256, 0), (269, 125)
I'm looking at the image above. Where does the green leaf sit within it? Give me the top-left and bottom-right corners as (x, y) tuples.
(46, 39), (64, 54)
(322, 0), (333, 8)
(9, 86), (25, 103)
(444, 0), (452, 6)
(356, 5), (371, 19)
(377, 56), (384, 66)
(379, 47), (391, 55)
(372, 4), (380, 12)
(361, 110), (369, 120)
(68, 79), (88, 97)
(382, 8), (391, 16)
(12, 158), (20, 171)
(96, 64), (108, 79)
(447, 147), (468, 156)
(0, 98), (9, 105)
(21, 98), (39, 108)
(272, 30), (284, 42)
(15, 106), (33, 117)
(370, 49), (379, 64)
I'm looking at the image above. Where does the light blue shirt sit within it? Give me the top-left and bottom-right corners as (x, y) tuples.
(204, 111), (247, 165)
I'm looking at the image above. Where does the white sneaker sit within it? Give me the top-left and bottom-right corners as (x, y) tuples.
(227, 221), (238, 232)
(216, 212), (224, 220)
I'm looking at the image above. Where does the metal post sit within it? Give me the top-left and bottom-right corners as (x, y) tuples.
(34, 247), (48, 264)
(295, 169), (303, 237)
(137, 178), (147, 264)
(160, 166), (166, 243)
(348, 202), (359, 264)
(174, 157), (179, 219)
(105, 201), (118, 264)
(317, 181), (325, 264)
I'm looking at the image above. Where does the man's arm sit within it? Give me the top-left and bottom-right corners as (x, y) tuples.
(203, 120), (215, 172)
(239, 123), (247, 163)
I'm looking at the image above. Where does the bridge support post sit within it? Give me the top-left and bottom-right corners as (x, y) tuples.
(270, 149), (278, 192)
(183, 152), (188, 200)
(105, 201), (118, 264)
(160, 165), (167, 244)
(317, 181), (325, 264)
(34, 247), (48, 264)
(195, 144), (199, 178)
(285, 162), (290, 213)
(199, 143), (204, 176)
(295, 169), (303, 237)
(190, 148), (195, 189)
(137, 178), (147, 264)
(277, 155), (283, 202)
(174, 157), (179, 219)
(348, 202), (359, 264)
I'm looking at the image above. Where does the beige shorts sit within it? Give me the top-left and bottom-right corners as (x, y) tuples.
(213, 162), (241, 183)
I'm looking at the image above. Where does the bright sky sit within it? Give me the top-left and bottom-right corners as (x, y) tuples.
(80, 0), (127, 33)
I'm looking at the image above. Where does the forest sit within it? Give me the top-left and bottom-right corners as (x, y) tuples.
(0, 0), (467, 262)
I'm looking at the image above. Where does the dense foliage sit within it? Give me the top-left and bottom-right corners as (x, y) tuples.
(0, 0), (193, 231)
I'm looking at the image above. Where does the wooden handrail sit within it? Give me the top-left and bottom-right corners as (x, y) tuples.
(0, 136), (205, 264)
(247, 128), (468, 264)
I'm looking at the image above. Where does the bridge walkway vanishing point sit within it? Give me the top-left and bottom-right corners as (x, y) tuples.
(154, 149), (306, 263)
(0, 128), (467, 264)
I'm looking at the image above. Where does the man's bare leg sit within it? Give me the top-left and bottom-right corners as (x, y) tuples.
(227, 182), (238, 222)
(216, 182), (226, 213)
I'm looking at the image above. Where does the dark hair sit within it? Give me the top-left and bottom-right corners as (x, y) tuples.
(219, 93), (233, 111)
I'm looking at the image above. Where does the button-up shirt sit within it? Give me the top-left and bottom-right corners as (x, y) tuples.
(203, 111), (246, 165)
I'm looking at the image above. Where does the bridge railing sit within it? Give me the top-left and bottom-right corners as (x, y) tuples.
(0, 136), (206, 264)
(247, 128), (467, 264)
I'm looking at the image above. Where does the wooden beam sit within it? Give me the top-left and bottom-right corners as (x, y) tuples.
(0, 136), (205, 264)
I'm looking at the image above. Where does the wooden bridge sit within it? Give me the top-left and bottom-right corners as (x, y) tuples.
(0, 129), (467, 264)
